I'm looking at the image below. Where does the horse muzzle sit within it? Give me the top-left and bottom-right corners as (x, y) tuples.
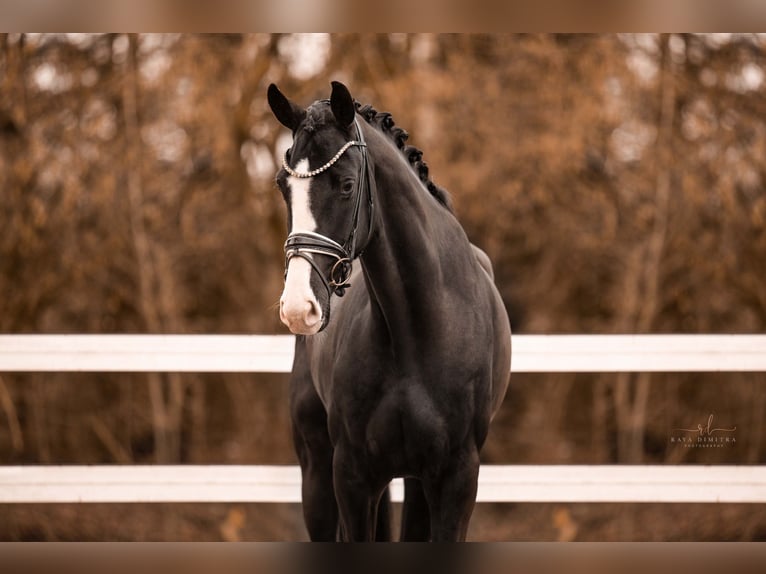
(280, 257), (324, 335)
(279, 297), (323, 335)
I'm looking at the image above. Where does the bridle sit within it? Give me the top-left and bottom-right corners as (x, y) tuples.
(283, 118), (375, 305)
(283, 118), (374, 303)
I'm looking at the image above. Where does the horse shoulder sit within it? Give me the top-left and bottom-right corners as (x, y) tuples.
(470, 243), (494, 280)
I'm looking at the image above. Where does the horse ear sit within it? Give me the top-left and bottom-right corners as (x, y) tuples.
(330, 81), (355, 128)
(267, 83), (305, 131)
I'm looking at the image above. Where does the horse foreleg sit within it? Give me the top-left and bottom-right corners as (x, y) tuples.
(333, 447), (380, 542)
(297, 441), (338, 541)
(290, 368), (338, 541)
(423, 447), (480, 542)
(400, 478), (431, 541)
(376, 485), (392, 541)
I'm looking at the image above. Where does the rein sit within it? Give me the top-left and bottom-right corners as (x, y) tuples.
(283, 118), (375, 303)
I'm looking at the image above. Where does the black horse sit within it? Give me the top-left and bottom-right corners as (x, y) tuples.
(268, 81), (511, 541)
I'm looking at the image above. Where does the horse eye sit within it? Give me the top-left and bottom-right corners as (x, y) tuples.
(340, 180), (354, 196)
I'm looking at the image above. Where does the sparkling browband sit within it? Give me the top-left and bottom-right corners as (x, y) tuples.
(283, 140), (366, 179)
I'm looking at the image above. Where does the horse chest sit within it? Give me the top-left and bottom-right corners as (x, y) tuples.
(321, 376), (452, 474)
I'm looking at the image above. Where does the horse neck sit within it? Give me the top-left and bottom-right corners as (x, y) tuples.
(359, 136), (474, 353)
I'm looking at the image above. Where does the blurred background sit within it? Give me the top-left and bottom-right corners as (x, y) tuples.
(0, 33), (764, 540)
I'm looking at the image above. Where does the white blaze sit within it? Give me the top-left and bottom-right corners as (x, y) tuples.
(280, 159), (322, 333)
(288, 160), (316, 235)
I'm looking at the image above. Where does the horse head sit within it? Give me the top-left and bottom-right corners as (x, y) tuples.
(268, 82), (374, 335)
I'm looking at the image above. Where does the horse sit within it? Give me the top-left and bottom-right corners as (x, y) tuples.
(267, 81), (511, 541)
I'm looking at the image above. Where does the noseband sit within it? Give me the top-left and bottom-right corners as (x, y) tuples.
(283, 118), (375, 303)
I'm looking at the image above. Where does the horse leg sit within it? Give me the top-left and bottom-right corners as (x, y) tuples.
(290, 361), (338, 540)
(375, 485), (392, 541)
(332, 446), (379, 541)
(294, 425), (338, 541)
(423, 446), (480, 542)
(400, 478), (431, 541)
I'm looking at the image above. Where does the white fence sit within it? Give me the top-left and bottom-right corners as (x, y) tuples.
(2, 334), (766, 373)
(1, 334), (765, 504)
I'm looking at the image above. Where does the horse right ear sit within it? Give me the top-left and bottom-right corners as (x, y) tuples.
(268, 83), (305, 131)
(330, 81), (355, 128)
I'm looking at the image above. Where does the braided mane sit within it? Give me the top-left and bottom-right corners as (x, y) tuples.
(354, 102), (453, 213)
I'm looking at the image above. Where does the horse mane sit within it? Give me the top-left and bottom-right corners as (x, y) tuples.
(354, 102), (453, 213)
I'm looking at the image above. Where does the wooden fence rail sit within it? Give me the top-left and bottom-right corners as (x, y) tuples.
(1, 465), (764, 504)
(1, 334), (765, 372)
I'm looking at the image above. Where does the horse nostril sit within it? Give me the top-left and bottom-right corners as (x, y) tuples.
(305, 301), (321, 326)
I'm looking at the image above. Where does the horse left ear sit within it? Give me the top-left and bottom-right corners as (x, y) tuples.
(330, 81), (355, 128)
(268, 83), (305, 131)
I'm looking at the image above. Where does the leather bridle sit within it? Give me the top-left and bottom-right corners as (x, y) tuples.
(283, 118), (375, 303)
